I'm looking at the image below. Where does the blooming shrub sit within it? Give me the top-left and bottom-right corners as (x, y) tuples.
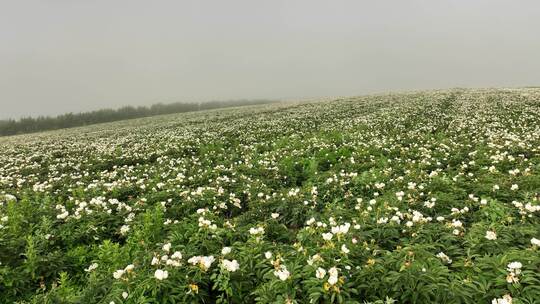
(1, 89), (540, 303)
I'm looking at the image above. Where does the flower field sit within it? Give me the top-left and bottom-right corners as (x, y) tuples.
(1, 88), (540, 303)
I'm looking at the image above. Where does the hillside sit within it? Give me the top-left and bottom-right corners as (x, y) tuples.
(1, 88), (540, 303)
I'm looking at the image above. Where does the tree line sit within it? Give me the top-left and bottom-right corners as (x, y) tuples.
(0, 99), (276, 136)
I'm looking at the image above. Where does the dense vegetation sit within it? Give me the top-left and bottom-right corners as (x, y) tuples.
(1, 89), (540, 304)
(0, 99), (275, 136)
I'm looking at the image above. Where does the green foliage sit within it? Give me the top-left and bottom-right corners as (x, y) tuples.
(1, 89), (540, 303)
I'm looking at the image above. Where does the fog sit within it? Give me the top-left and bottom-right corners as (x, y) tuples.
(1, 0), (539, 119)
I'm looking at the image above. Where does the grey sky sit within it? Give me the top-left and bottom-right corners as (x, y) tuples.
(1, 0), (539, 119)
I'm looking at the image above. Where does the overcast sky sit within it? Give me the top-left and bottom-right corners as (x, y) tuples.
(1, 0), (539, 119)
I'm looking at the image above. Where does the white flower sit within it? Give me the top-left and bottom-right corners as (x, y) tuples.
(328, 275), (338, 285)
(436, 252), (452, 264)
(327, 267), (339, 285)
(506, 261), (522, 283)
(57, 211), (69, 220)
(3, 194), (16, 202)
(249, 226), (265, 235)
(273, 266), (290, 281)
(491, 294), (512, 304)
(124, 264), (135, 272)
(307, 253), (323, 265)
(122, 292), (128, 299)
(337, 223), (351, 234)
(222, 247), (232, 255)
(171, 251), (182, 260)
(162, 242), (172, 252)
(154, 269), (168, 280)
(322, 232), (333, 241)
(264, 251), (273, 259)
(485, 230), (497, 240)
(166, 259), (181, 267)
(222, 259), (240, 272)
(341, 244), (350, 254)
(113, 269), (124, 279)
(506, 273), (519, 283)
(511, 184), (519, 191)
(201, 256), (215, 269)
(151, 257), (160, 265)
(531, 238), (540, 246)
(507, 261), (522, 271)
(271, 213), (279, 219)
(451, 220), (463, 228)
(84, 263), (98, 272)
(187, 255), (215, 270)
(315, 267), (326, 279)
(120, 225), (130, 235)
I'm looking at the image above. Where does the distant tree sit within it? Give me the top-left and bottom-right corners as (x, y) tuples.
(0, 99), (275, 136)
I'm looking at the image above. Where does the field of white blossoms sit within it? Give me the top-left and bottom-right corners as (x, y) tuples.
(1, 88), (540, 304)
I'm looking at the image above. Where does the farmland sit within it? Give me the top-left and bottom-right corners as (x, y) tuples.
(1, 88), (540, 303)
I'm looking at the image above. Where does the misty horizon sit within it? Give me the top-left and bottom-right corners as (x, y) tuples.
(0, 97), (279, 120)
(1, 85), (537, 121)
(2, 0), (540, 120)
